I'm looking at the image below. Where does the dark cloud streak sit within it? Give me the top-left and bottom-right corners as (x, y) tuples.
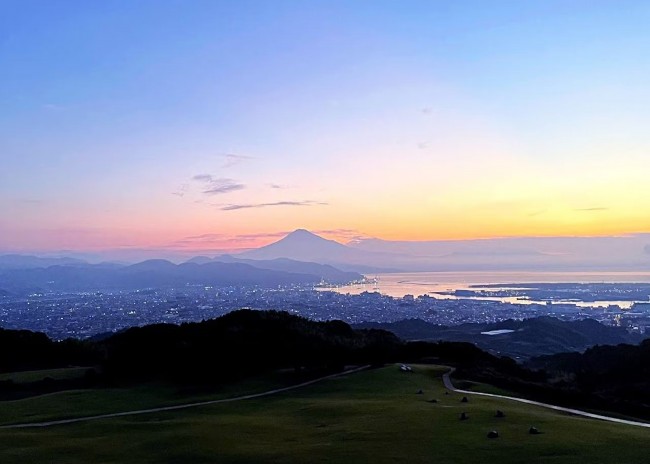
(221, 200), (327, 211)
(203, 183), (245, 195)
(193, 174), (245, 195)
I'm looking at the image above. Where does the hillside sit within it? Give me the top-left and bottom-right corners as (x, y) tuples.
(0, 254), (87, 270)
(528, 340), (650, 415)
(0, 309), (520, 395)
(194, 255), (363, 283)
(1, 365), (649, 463)
(1, 310), (650, 421)
(0, 260), (332, 294)
(355, 317), (642, 359)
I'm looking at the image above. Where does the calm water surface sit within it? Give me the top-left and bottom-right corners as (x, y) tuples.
(319, 271), (650, 309)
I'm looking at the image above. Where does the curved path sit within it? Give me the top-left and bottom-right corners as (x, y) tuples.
(0, 366), (369, 430)
(442, 368), (650, 429)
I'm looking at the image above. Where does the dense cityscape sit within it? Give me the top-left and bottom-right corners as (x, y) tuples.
(2, 282), (650, 340)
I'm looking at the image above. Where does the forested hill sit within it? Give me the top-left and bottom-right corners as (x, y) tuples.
(527, 340), (650, 415)
(355, 316), (642, 359)
(0, 310), (519, 385)
(2, 310), (650, 420)
(99, 310), (400, 383)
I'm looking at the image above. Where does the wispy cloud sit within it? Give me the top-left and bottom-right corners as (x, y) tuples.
(268, 183), (298, 190)
(183, 233), (226, 241)
(527, 209), (547, 217)
(236, 231), (291, 241)
(313, 228), (371, 241)
(192, 174), (245, 195)
(168, 230), (291, 248)
(222, 153), (253, 169)
(171, 183), (189, 197)
(192, 174), (212, 182)
(204, 182), (245, 195)
(221, 200), (327, 211)
(574, 207), (608, 212)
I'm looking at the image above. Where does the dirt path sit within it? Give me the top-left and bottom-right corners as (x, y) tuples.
(0, 366), (369, 429)
(442, 368), (650, 429)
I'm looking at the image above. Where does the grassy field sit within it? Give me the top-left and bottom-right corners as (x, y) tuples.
(0, 366), (91, 383)
(452, 378), (515, 396)
(1, 365), (649, 463)
(0, 371), (303, 426)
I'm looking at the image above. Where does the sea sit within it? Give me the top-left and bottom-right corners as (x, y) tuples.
(318, 271), (650, 309)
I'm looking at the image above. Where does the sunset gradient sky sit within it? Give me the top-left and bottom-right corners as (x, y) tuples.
(2, 1), (650, 255)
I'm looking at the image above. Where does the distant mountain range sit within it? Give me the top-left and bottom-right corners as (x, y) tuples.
(347, 234), (650, 271)
(236, 229), (401, 273)
(235, 229), (650, 272)
(0, 253), (363, 294)
(0, 254), (88, 270)
(354, 316), (643, 359)
(3, 229), (650, 273)
(188, 254), (362, 283)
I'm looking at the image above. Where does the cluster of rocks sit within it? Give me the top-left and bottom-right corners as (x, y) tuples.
(414, 388), (543, 439)
(457, 407), (543, 438)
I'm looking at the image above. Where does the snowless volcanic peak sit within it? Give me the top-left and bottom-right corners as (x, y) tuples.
(238, 230), (350, 261)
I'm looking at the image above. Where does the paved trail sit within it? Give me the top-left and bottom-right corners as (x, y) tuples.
(0, 366), (369, 430)
(5, 365), (648, 430)
(442, 368), (650, 429)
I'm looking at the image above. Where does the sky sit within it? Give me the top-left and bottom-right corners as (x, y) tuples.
(2, 0), (650, 256)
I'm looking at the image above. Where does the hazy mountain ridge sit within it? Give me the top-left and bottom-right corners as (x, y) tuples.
(187, 254), (363, 283)
(5, 229), (650, 271)
(236, 229), (403, 272)
(0, 254), (88, 270)
(0, 260), (337, 294)
(234, 229), (650, 271)
(348, 234), (650, 271)
(353, 316), (643, 359)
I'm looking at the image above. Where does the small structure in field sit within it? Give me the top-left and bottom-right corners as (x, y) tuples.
(460, 396), (469, 403)
(529, 426), (541, 435)
(495, 410), (505, 418)
(459, 412), (469, 421)
(487, 430), (499, 439)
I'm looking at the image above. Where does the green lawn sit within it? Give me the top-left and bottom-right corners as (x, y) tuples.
(0, 372), (300, 426)
(0, 365), (648, 463)
(452, 378), (515, 396)
(0, 366), (91, 383)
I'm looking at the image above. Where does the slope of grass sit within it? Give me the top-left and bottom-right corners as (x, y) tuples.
(1, 365), (649, 464)
(0, 367), (91, 383)
(0, 372), (300, 426)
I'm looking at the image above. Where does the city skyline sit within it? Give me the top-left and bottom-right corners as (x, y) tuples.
(3, 1), (650, 254)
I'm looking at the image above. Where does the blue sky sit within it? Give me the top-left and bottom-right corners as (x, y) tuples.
(2, 0), (650, 254)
